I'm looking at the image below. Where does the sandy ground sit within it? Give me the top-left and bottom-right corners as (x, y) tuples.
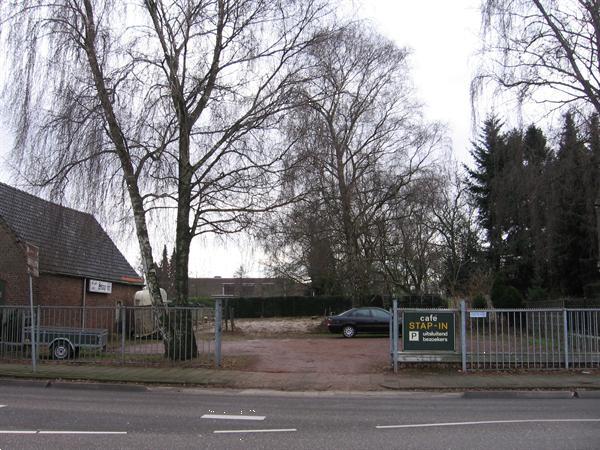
(220, 317), (391, 374)
(226, 317), (325, 336)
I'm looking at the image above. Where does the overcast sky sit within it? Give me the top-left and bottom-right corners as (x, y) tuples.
(0, 0), (486, 278)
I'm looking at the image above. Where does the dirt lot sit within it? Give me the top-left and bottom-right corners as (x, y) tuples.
(221, 317), (391, 374)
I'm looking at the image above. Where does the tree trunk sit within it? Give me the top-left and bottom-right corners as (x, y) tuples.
(81, 0), (167, 320)
(163, 126), (198, 360)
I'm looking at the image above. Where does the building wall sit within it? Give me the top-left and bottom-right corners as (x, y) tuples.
(0, 223), (29, 305)
(35, 274), (140, 329)
(0, 220), (142, 331)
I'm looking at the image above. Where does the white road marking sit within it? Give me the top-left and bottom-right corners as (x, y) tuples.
(0, 430), (127, 435)
(0, 405), (6, 408)
(0, 431), (37, 434)
(39, 431), (128, 435)
(376, 419), (600, 429)
(202, 414), (266, 421)
(213, 428), (297, 434)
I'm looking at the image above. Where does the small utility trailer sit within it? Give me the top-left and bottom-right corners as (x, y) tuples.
(23, 326), (108, 360)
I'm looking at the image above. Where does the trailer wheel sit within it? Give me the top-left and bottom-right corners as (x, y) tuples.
(50, 340), (72, 360)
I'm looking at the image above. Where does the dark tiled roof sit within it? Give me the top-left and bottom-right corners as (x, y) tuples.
(0, 182), (143, 285)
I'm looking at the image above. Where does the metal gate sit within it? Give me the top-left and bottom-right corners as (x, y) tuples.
(390, 301), (600, 372)
(0, 304), (219, 368)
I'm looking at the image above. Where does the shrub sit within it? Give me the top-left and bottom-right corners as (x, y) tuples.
(491, 282), (524, 309)
(471, 294), (487, 309)
(526, 287), (547, 303)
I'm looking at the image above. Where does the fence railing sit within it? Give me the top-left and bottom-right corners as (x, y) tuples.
(0, 305), (216, 366)
(391, 302), (600, 372)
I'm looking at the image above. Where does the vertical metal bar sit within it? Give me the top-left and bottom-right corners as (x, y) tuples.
(36, 305), (40, 365)
(215, 299), (222, 368)
(28, 275), (36, 372)
(500, 310), (505, 370)
(481, 310), (486, 370)
(475, 312), (480, 369)
(511, 311), (516, 369)
(563, 309), (569, 369)
(572, 310), (577, 369)
(537, 311), (541, 368)
(392, 299), (399, 374)
(552, 310), (556, 369)
(543, 311), (548, 369)
(531, 312), (536, 368)
(461, 301), (467, 373)
(506, 311), (512, 369)
(120, 306), (126, 362)
(388, 306), (393, 365)
(468, 307), (473, 370)
(592, 311), (600, 366)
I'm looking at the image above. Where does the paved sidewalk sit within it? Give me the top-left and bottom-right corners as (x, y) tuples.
(0, 363), (599, 392)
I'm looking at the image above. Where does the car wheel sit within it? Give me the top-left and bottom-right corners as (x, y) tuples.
(50, 340), (72, 360)
(342, 325), (356, 338)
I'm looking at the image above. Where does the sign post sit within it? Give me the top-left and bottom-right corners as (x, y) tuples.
(403, 311), (455, 352)
(25, 243), (39, 373)
(214, 298), (222, 368)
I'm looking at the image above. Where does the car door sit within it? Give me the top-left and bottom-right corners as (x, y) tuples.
(350, 309), (373, 332)
(369, 308), (391, 334)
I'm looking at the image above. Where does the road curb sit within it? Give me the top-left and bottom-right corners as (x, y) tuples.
(0, 376), (148, 392)
(574, 390), (600, 399)
(48, 381), (148, 392)
(462, 390), (576, 399)
(0, 378), (52, 389)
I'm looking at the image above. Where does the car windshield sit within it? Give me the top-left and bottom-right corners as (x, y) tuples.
(338, 309), (356, 316)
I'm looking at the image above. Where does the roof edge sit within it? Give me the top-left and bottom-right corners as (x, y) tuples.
(40, 270), (145, 286)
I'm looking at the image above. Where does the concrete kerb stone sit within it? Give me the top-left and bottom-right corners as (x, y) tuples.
(574, 390), (600, 399)
(1, 362), (600, 393)
(463, 390), (576, 399)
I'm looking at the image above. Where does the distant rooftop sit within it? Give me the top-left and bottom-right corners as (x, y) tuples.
(0, 182), (143, 285)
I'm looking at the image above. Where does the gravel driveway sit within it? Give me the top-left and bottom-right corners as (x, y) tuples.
(222, 336), (390, 374)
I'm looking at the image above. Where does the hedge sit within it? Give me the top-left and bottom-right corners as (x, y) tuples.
(397, 294), (447, 308)
(220, 296), (352, 318)
(212, 294), (448, 318)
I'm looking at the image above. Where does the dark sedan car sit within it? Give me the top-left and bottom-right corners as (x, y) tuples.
(325, 307), (395, 338)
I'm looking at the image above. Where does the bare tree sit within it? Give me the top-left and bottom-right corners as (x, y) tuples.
(476, 0), (600, 272)
(260, 25), (442, 305)
(0, 0), (331, 359)
(429, 167), (482, 297)
(375, 177), (443, 295)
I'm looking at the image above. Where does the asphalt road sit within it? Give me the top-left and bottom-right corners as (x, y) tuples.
(0, 383), (598, 449)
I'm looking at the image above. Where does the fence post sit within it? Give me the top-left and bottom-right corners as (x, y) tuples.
(28, 275), (37, 373)
(460, 300), (467, 373)
(36, 305), (40, 361)
(563, 308), (569, 369)
(392, 299), (398, 374)
(120, 306), (126, 362)
(215, 298), (222, 368)
(389, 306), (393, 366)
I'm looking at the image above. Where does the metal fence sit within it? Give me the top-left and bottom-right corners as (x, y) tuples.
(0, 305), (217, 367)
(391, 302), (600, 372)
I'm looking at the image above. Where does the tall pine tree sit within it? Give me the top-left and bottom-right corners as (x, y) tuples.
(465, 116), (507, 271)
(548, 114), (596, 295)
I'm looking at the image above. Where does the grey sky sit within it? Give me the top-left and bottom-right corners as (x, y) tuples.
(0, 0), (486, 277)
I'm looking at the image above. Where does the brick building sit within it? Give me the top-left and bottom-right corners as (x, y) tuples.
(0, 183), (143, 312)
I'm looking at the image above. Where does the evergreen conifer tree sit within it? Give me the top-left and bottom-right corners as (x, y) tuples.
(465, 115), (506, 270)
